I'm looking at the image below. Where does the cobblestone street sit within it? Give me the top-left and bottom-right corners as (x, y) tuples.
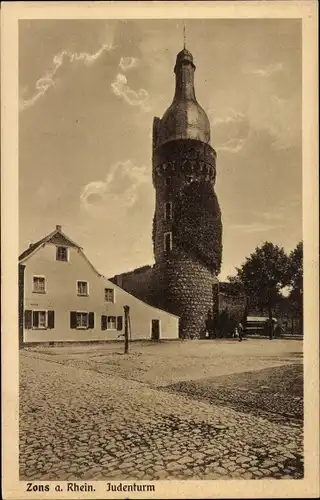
(20, 340), (303, 481)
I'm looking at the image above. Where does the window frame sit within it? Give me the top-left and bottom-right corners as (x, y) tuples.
(77, 280), (89, 297)
(76, 311), (89, 329)
(56, 246), (69, 262)
(104, 288), (115, 303)
(107, 316), (117, 330)
(32, 310), (48, 330)
(32, 275), (46, 294)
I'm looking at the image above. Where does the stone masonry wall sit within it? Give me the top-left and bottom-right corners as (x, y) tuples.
(152, 139), (222, 338)
(154, 256), (218, 339)
(109, 266), (156, 307)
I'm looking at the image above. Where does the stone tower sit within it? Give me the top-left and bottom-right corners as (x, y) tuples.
(152, 47), (223, 339)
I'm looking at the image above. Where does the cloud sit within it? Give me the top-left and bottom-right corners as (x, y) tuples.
(216, 138), (247, 153)
(20, 44), (113, 112)
(111, 73), (151, 111)
(211, 109), (251, 153)
(80, 159), (149, 217)
(245, 62), (284, 77)
(119, 56), (139, 72)
(212, 110), (246, 127)
(229, 222), (285, 234)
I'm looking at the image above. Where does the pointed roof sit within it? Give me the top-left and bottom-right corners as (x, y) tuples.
(19, 225), (81, 262)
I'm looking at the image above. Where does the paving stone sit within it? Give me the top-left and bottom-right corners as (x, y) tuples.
(178, 456), (194, 465)
(236, 456), (251, 464)
(19, 352), (303, 482)
(166, 462), (184, 472)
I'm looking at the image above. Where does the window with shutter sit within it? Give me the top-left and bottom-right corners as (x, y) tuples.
(107, 316), (117, 330)
(32, 311), (47, 329)
(24, 310), (32, 329)
(117, 316), (123, 331)
(70, 311), (77, 329)
(75, 312), (88, 328)
(48, 311), (55, 329)
(88, 312), (94, 329)
(101, 315), (107, 330)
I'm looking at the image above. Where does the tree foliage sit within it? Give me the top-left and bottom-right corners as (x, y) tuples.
(287, 241), (303, 314)
(222, 276), (245, 296)
(288, 241), (303, 292)
(173, 180), (222, 273)
(236, 242), (289, 302)
(233, 242), (290, 337)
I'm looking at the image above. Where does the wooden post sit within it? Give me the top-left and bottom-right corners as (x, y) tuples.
(123, 305), (130, 354)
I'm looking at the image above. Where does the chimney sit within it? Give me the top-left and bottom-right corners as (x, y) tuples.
(56, 225), (62, 231)
(29, 243), (33, 248)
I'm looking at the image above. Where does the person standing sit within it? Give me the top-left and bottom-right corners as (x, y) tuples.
(238, 322), (244, 342)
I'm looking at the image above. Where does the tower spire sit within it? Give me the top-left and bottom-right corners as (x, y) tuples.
(183, 22), (186, 49)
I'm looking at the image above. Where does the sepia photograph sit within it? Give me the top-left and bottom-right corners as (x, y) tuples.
(1, 2), (319, 499)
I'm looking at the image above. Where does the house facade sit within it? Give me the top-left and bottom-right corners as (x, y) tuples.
(19, 226), (179, 345)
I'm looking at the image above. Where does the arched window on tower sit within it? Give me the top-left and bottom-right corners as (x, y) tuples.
(164, 232), (172, 253)
(164, 201), (173, 221)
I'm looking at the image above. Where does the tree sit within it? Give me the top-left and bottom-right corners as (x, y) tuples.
(287, 242), (303, 295)
(287, 241), (303, 332)
(222, 276), (245, 296)
(235, 242), (290, 339)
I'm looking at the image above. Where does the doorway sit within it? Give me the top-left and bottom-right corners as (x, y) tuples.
(151, 319), (160, 340)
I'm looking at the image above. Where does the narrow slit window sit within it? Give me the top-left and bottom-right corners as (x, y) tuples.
(164, 202), (173, 221)
(164, 232), (172, 252)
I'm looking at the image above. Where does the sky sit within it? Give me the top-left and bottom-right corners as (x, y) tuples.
(19, 19), (302, 280)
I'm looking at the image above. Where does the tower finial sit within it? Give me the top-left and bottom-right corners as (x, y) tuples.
(183, 22), (186, 49)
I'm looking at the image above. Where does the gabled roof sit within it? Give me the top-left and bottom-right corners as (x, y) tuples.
(19, 225), (180, 319)
(19, 226), (81, 262)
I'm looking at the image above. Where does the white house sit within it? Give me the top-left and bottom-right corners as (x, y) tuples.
(18, 225), (179, 344)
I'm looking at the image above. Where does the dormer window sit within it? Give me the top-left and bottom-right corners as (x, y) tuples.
(164, 202), (173, 221)
(56, 246), (68, 262)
